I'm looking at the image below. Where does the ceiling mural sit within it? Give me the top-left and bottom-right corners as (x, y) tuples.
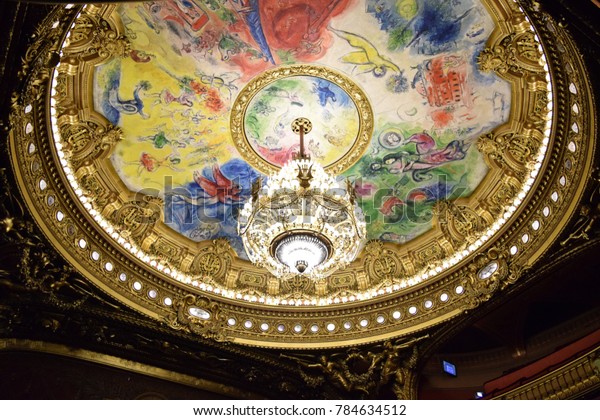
(11, 0), (594, 348)
(243, 74), (360, 169)
(95, 0), (510, 256)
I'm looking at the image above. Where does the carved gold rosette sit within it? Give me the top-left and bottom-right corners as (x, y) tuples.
(8, 1), (596, 348)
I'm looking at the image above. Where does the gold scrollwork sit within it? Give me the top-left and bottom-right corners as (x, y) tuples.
(66, 12), (130, 62)
(363, 241), (403, 282)
(189, 238), (234, 281)
(434, 200), (487, 247)
(67, 14), (97, 46)
(149, 237), (186, 267)
(330, 274), (356, 290)
(477, 130), (539, 177)
(487, 176), (522, 216)
(465, 249), (510, 306)
(478, 31), (544, 76)
(281, 335), (427, 398)
(11, 7), (77, 104)
(239, 272), (266, 288)
(110, 196), (162, 243)
(280, 275), (314, 299)
(191, 253), (223, 276)
(513, 32), (543, 66)
(281, 349), (376, 396)
(506, 132), (541, 164)
(59, 122), (123, 168)
(167, 295), (230, 342)
(78, 172), (117, 210)
(411, 241), (447, 273)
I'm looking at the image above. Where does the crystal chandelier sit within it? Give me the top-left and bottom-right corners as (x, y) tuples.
(238, 118), (367, 279)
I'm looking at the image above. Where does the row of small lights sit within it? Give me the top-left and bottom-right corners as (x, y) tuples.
(25, 124), (175, 308)
(481, 80), (580, 275)
(46, 4), (553, 307)
(48, 8), (216, 302)
(221, 285), (464, 334)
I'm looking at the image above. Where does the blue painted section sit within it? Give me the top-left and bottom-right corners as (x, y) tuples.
(242, 0), (276, 64)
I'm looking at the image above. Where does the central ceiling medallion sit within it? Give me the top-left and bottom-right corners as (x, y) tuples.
(238, 118), (367, 279)
(230, 65), (373, 175)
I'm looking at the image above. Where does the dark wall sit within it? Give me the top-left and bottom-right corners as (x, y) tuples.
(0, 350), (231, 399)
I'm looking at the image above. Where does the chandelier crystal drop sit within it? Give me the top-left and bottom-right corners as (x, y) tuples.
(238, 118), (367, 279)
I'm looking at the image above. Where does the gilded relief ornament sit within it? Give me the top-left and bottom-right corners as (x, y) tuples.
(505, 132), (542, 165)
(168, 295), (230, 342)
(478, 31), (544, 76)
(67, 14), (131, 61)
(465, 248), (510, 307)
(477, 131), (536, 177)
(60, 122), (123, 168)
(412, 241), (447, 273)
(149, 237), (186, 267)
(191, 253), (223, 277)
(281, 350), (377, 397)
(367, 336), (427, 400)
(434, 200), (487, 247)
(329, 273), (356, 291)
(188, 238), (233, 280)
(363, 241), (403, 282)
(281, 335), (427, 399)
(110, 197), (162, 243)
(238, 272), (266, 289)
(13, 7), (76, 100)
(280, 275), (314, 299)
(487, 176), (521, 216)
(78, 173), (117, 210)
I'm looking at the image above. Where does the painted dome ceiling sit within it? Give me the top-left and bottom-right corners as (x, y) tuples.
(9, 0), (594, 348)
(97, 0), (509, 257)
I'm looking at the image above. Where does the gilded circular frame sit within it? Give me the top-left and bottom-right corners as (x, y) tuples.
(230, 64), (374, 175)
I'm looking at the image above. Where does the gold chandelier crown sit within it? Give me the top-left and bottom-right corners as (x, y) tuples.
(238, 118), (366, 279)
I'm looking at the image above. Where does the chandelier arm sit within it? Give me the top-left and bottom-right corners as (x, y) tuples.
(239, 192), (302, 235)
(268, 192), (300, 209)
(312, 194), (347, 211)
(347, 212), (366, 239)
(329, 211), (365, 240)
(238, 201), (269, 236)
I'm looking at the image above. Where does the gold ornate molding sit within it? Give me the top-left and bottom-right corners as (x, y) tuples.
(281, 335), (427, 398)
(478, 31), (545, 76)
(166, 295), (231, 342)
